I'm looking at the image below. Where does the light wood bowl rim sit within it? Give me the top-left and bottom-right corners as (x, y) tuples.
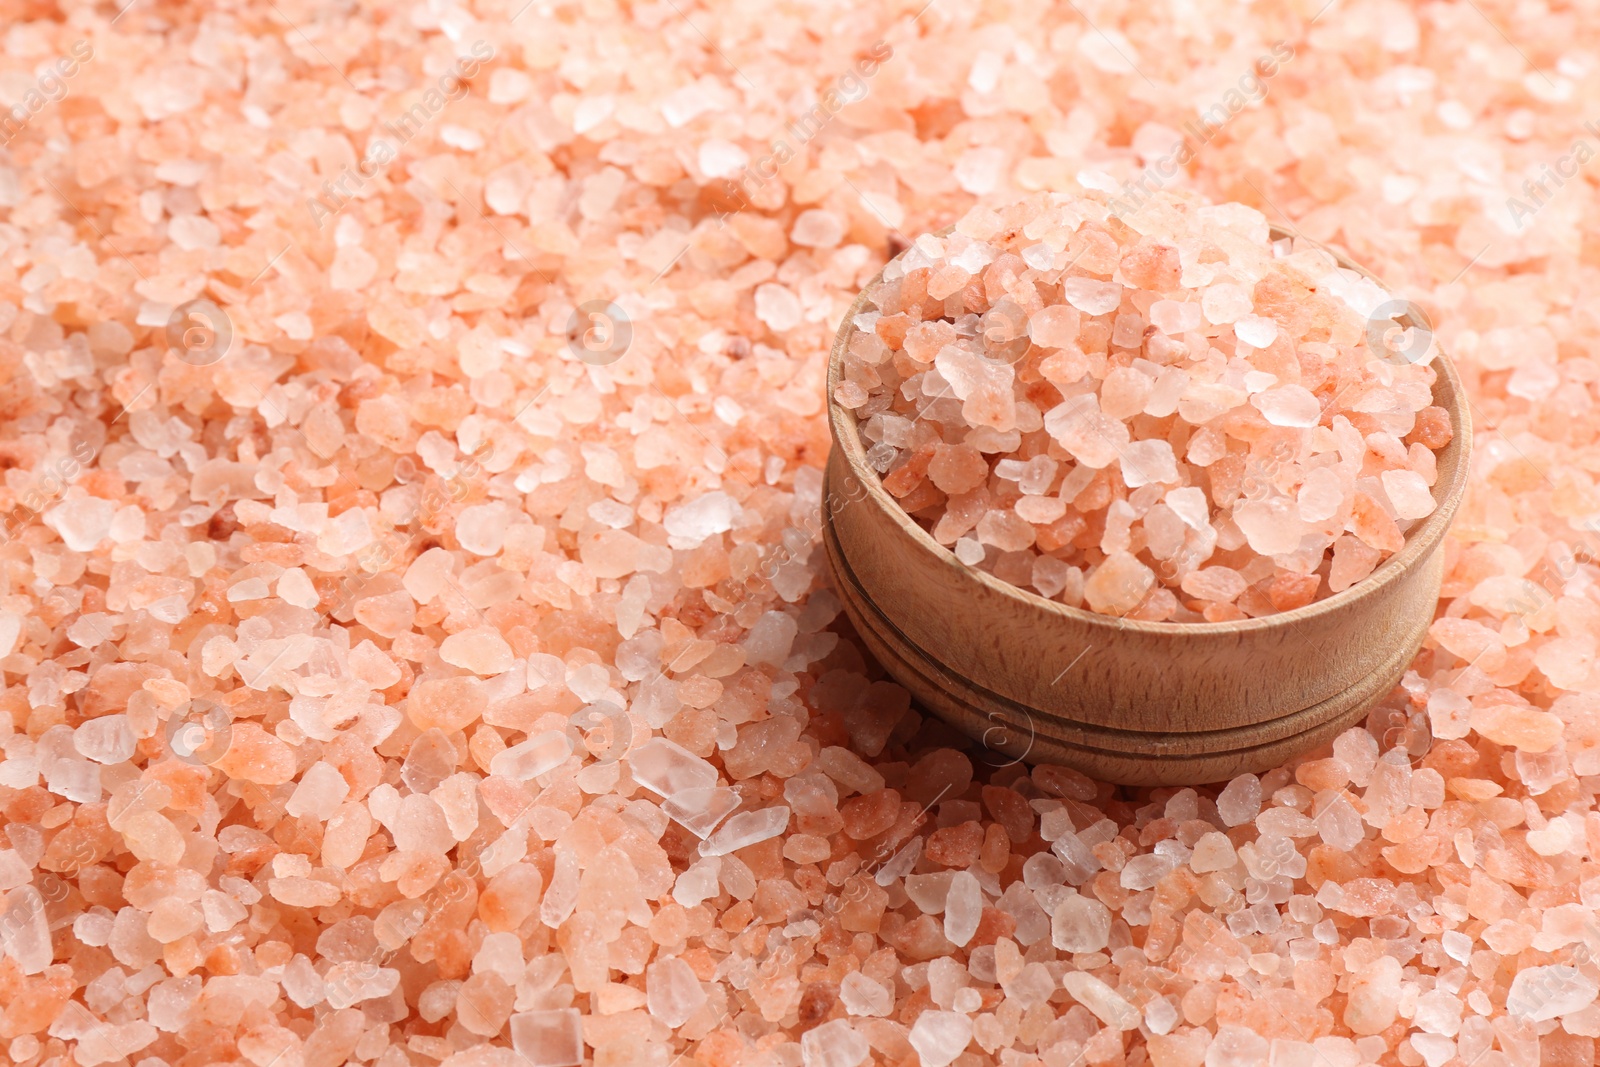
(826, 222), (1472, 637)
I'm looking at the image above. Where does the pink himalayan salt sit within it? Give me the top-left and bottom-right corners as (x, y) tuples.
(3, 5), (1595, 1067)
(848, 190), (1451, 620)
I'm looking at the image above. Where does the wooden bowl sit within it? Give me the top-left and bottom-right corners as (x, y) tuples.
(822, 227), (1471, 786)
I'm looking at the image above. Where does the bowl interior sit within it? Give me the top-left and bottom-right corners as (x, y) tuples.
(826, 223), (1472, 637)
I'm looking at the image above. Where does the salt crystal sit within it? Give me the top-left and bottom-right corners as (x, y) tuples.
(1, 886), (50, 973)
(490, 731), (573, 781)
(1217, 773), (1262, 825)
(800, 1019), (870, 1067)
(1061, 278), (1124, 315)
(74, 715), (136, 764)
(1148, 299), (1201, 335)
(630, 737), (718, 797)
(510, 1009), (583, 1067)
(1189, 831), (1237, 872)
(645, 956), (706, 1027)
(1234, 498), (1305, 556)
(1381, 468), (1436, 519)
(1206, 1026), (1269, 1066)
(1062, 972), (1140, 1030)
(1051, 893), (1111, 952)
(1202, 282), (1252, 323)
(755, 283), (802, 332)
(944, 870), (983, 946)
(664, 491), (737, 546)
(954, 537), (986, 565)
(44, 497), (116, 551)
(792, 210), (846, 249)
(285, 761), (351, 821)
(1253, 385), (1321, 427)
(702, 805), (790, 856)
(1234, 314), (1280, 348)
(908, 1011), (974, 1067)
(840, 973), (893, 1017)
(1083, 552), (1154, 615)
(439, 627), (515, 675)
(661, 786), (741, 838)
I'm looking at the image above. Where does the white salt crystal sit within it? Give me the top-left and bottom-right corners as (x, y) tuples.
(1234, 498), (1305, 556)
(1, 886), (50, 973)
(1051, 893), (1111, 952)
(1201, 282), (1251, 324)
(1060, 277), (1124, 316)
(0, 612), (21, 657)
(646, 956), (706, 1027)
(944, 871), (983, 947)
(702, 805), (790, 856)
(744, 610), (798, 666)
(1146, 996), (1180, 1035)
(1297, 467), (1344, 523)
(755, 284), (802, 332)
(491, 730), (573, 781)
(1234, 314), (1280, 348)
(540, 849), (579, 928)
(840, 973), (893, 1017)
(455, 503), (509, 556)
(1021, 243), (1055, 270)
(439, 627), (515, 675)
(1253, 384), (1321, 427)
(1507, 966), (1598, 1021)
(45, 497), (116, 551)
(673, 858), (721, 907)
(1063, 972), (1140, 1030)
(201, 890), (247, 933)
(1044, 395), (1130, 469)
(285, 761), (350, 821)
(1381, 468), (1436, 519)
(954, 537), (986, 565)
(698, 138), (748, 178)
(661, 786), (740, 839)
(403, 732), (459, 795)
(1120, 439), (1178, 487)
(510, 1009), (583, 1067)
(403, 547), (456, 604)
(801, 1019), (869, 1067)
(74, 715), (135, 764)
(1206, 1025), (1269, 1065)
(792, 209), (845, 249)
(144, 975), (194, 1031)
(1189, 831), (1237, 872)
(1148, 299), (1201, 335)
(72, 909), (113, 946)
(630, 737), (718, 798)
(663, 491), (737, 547)
(1165, 486), (1208, 529)
(1121, 852), (1181, 890)
(392, 794), (452, 853)
(908, 1011), (974, 1067)
(1217, 773), (1263, 826)
(277, 567), (319, 608)
(46, 758), (100, 803)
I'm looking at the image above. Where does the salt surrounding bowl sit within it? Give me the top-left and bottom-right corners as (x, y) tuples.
(825, 225), (1472, 785)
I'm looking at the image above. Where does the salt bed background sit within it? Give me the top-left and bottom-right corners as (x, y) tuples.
(1, 1), (1600, 1067)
